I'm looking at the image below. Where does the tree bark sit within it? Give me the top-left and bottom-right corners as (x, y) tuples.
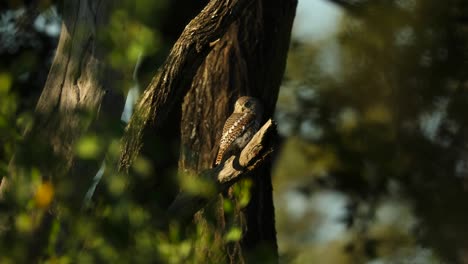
(118, 0), (296, 262)
(178, 0), (297, 262)
(119, 0), (254, 171)
(117, 0), (255, 221)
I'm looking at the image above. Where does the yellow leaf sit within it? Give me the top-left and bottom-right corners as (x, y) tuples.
(35, 182), (54, 208)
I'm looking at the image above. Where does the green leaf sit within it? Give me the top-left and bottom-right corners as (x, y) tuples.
(75, 135), (102, 159)
(224, 227), (242, 242)
(0, 73), (12, 93)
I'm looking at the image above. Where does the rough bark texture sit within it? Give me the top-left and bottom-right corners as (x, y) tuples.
(116, 0), (296, 261)
(179, 0), (297, 262)
(2, 0), (124, 207)
(116, 0), (256, 223)
(119, 0), (253, 172)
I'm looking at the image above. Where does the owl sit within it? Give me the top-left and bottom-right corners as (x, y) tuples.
(215, 96), (263, 165)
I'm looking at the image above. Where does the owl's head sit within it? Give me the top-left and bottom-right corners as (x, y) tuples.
(234, 96), (263, 115)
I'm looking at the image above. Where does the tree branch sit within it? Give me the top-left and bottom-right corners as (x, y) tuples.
(167, 119), (276, 222)
(119, 0), (253, 171)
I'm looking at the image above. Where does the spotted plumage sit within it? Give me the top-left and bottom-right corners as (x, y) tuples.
(215, 96), (263, 165)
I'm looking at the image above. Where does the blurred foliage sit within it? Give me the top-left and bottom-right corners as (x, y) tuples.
(274, 0), (468, 263)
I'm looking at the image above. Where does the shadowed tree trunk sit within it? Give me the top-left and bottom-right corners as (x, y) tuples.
(3, 0), (125, 205)
(119, 0), (297, 262)
(1, 0), (125, 259)
(179, 0), (297, 262)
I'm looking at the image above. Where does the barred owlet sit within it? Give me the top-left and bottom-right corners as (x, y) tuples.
(215, 96), (263, 165)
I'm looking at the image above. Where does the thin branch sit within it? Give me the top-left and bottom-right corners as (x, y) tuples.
(167, 119), (276, 222)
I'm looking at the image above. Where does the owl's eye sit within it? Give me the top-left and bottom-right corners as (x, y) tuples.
(244, 101), (252, 108)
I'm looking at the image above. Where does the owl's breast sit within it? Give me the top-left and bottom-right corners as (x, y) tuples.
(231, 122), (258, 150)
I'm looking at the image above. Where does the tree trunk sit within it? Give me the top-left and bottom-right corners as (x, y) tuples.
(179, 0), (297, 262)
(120, 0), (296, 262)
(2, 0), (125, 258)
(3, 0), (124, 207)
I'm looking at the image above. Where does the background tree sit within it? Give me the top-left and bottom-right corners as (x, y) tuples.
(274, 0), (468, 263)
